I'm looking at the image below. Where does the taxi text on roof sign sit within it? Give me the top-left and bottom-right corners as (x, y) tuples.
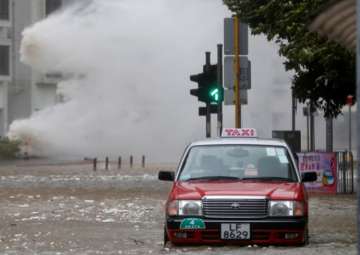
(222, 128), (257, 138)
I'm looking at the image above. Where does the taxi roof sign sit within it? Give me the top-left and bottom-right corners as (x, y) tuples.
(222, 128), (257, 138)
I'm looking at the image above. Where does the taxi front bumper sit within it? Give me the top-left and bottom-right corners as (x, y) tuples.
(166, 217), (307, 245)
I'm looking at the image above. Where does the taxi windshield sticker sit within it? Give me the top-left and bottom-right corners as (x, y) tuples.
(275, 148), (289, 163)
(276, 148), (286, 156)
(278, 155), (289, 164)
(180, 218), (205, 230)
(266, 148), (276, 156)
(244, 164), (258, 177)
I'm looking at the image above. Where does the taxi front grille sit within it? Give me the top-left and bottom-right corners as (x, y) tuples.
(202, 197), (268, 219)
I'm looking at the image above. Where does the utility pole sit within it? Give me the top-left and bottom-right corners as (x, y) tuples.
(325, 79), (333, 152)
(224, 17), (249, 128)
(349, 103), (352, 153)
(305, 104), (310, 151)
(325, 118), (333, 152)
(234, 16), (241, 128)
(310, 101), (315, 151)
(217, 44), (223, 137)
(291, 87), (296, 131)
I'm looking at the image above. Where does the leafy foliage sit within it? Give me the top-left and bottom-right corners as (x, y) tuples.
(0, 137), (21, 159)
(223, 0), (356, 117)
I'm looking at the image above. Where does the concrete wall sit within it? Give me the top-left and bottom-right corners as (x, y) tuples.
(0, 0), (12, 134)
(8, 0), (32, 126)
(4, 0), (63, 135)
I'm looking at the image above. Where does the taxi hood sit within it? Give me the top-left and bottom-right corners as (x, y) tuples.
(172, 181), (303, 200)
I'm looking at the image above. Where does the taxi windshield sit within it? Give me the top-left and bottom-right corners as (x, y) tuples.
(178, 145), (298, 182)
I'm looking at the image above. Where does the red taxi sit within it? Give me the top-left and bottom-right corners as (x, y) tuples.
(159, 128), (317, 246)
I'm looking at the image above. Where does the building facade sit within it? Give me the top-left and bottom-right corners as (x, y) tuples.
(0, 0), (64, 136)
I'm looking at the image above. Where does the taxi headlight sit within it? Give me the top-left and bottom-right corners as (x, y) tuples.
(269, 201), (304, 217)
(167, 200), (178, 216)
(179, 200), (202, 216)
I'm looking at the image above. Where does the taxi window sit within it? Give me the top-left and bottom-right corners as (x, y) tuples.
(178, 145), (297, 182)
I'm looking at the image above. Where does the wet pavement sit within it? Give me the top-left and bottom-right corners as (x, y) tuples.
(0, 160), (356, 254)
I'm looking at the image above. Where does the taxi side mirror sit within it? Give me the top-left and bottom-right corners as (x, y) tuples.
(158, 171), (175, 181)
(301, 172), (317, 182)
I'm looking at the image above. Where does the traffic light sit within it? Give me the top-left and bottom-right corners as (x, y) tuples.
(190, 64), (224, 104)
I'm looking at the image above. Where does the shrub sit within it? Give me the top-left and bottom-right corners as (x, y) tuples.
(0, 137), (21, 159)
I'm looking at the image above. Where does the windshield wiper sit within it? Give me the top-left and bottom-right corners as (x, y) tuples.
(185, 176), (241, 181)
(241, 177), (295, 182)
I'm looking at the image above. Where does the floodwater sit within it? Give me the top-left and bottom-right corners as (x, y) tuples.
(0, 160), (356, 254)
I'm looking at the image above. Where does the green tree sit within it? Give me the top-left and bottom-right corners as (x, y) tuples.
(0, 137), (21, 159)
(224, 0), (356, 117)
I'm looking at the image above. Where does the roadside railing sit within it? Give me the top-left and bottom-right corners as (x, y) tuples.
(336, 151), (355, 194)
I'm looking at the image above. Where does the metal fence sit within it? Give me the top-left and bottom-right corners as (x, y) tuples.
(336, 151), (355, 194)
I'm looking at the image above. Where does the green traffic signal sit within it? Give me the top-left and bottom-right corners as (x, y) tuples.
(210, 88), (220, 101)
(208, 85), (224, 104)
(190, 64), (223, 104)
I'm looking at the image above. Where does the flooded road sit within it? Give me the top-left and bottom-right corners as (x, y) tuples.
(0, 160), (356, 254)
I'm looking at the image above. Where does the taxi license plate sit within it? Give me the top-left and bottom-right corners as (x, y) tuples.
(220, 223), (250, 240)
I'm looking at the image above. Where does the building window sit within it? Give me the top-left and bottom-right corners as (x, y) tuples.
(0, 45), (9, 75)
(46, 0), (62, 16)
(0, 0), (9, 20)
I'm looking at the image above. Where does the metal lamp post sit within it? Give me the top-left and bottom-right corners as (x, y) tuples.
(347, 95), (354, 153)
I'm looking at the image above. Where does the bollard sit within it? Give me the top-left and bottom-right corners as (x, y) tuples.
(142, 155), (145, 168)
(105, 157), (109, 170)
(118, 156), (122, 170)
(130, 155), (133, 168)
(93, 158), (97, 171)
(23, 152), (29, 161)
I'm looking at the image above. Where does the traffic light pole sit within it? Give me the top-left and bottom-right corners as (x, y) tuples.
(205, 52), (211, 138)
(217, 44), (223, 137)
(206, 104), (211, 138)
(234, 16), (241, 128)
(190, 50), (224, 138)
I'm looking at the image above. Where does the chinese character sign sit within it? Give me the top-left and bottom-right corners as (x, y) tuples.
(297, 152), (337, 193)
